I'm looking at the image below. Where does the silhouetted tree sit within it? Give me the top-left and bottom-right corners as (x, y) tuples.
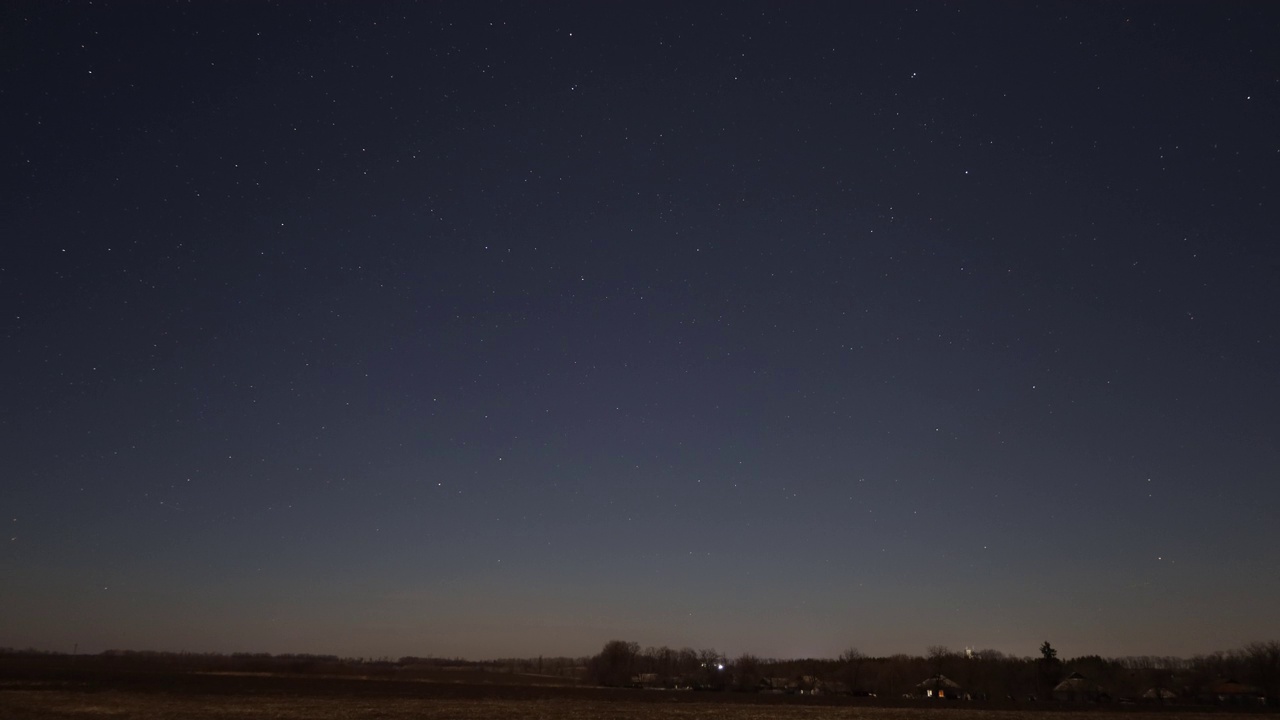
(1037, 642), (1062, 699)
(732, 653), (761, 691)
(840, 647), (867, 693)
(1244, 641), (1280, 704)
(587, 640), (639, 686)
(927, 645), (953, 679)
(697, 648), (726, 689)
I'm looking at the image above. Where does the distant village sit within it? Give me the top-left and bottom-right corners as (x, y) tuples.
(585, 640), (1279, 707)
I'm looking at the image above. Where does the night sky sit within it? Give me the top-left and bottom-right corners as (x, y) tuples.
(4, 2), (1279, 662)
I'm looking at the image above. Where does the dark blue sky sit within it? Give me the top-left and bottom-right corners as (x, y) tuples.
(3, 1), (1278, 660)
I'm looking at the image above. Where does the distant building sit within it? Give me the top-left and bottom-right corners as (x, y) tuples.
(1142, 687), (1177, 702)
(1053, 672), (1103, 702)
(629, 672), (660, 688)
(1208, 680), (1265, 706)
(761, 676), (793, 694)
(917, 674), (962, 699)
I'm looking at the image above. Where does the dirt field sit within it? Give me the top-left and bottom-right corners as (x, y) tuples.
(0, 691), (1259, 720)
(0, 669), (1267, 720)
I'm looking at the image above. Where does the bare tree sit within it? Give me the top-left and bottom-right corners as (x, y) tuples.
(927, 645), (953, 679)
(1244, 641), (1280, 702)
(840, 647), (867, 693)
(587, 640), (639, 687)
(676, 647), (699, 679)
(732, 653), (761, 692)
(697, 648), (725, 689)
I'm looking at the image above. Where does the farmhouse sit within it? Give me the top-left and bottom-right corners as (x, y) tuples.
(916, 674), (962, 699)
(1053, 672), (1104, 702)
(1207, 680), (1265, 706)
(1142, 687), (1177, 702)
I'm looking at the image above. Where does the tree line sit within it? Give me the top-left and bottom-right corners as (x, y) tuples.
(4, 639), (1277, 705)
(0, 647), (585, 682)
(585, 639), (1280, 705)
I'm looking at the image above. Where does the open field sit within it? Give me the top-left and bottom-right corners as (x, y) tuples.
(1, 693), (1268, 720)
(1, 693), (1270, 720)
(1, 673), (1273, 720)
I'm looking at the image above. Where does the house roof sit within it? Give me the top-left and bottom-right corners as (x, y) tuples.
(1053, 673), (1096, 692)
(917, 674), (961, 689)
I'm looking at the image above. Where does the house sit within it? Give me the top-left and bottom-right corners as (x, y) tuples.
(1142, 687), (1177, 702)
(917, 674), (962, 698)
(1208, 680), (1264, 706)
(796, 675), (821, 695)
(1053, 672), (1103, 702)
(760, 676), (794, 694)
(629, 673), (660, 688)
(821, 680), (852, 695)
